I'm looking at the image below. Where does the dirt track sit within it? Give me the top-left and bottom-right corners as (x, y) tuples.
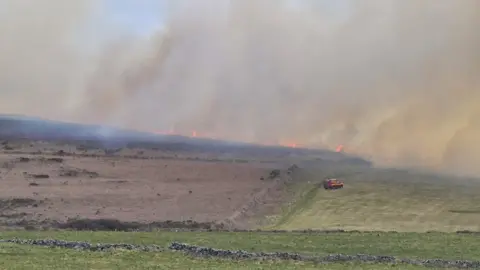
(0, 141), (290, 228)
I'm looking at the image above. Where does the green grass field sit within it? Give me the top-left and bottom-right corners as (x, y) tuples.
(1, 230), (478, 269)
(268, 167), (480, 232)
(0, 244), (432, 270)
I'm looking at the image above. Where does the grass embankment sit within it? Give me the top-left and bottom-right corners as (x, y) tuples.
(0, 230), (478, 269)
(270, 167), (480, 232)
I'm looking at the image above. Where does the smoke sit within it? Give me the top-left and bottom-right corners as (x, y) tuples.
(0, 0), (94, 114)
(1, 0), (479, 176)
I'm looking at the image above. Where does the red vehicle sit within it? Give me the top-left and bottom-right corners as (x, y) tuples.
(323, 178), (344, 190)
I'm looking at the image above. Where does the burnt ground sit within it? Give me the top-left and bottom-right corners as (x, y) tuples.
(0, 140), (298, 230)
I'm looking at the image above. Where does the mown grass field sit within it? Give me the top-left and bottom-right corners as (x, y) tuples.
(269, 167), (480, 232)
(0, 230), (478, 269)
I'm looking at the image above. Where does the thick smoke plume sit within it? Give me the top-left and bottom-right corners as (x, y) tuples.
(1, 0), (479, 176)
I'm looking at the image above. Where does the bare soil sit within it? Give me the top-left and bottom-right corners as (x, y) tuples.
(0, 141), (289, 228)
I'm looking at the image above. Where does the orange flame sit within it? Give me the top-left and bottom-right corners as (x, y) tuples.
(335, 144), (344, 152)
(150, 129), (306, 149)
(286, 143), (297, 148)
(277, 139), (300, 148)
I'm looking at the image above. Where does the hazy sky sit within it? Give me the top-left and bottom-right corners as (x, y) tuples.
(103, 0), (166, 36)
(100, 0), (350, 36)
(3, 0), (479, 176)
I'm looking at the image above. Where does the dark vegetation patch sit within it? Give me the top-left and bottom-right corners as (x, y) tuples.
(104, 148), (123, 155)
(0, 218), (236, 232)
(106, 180), (128, 184)
(17, 157), (31, 162)
(0, 212), (28, 219)
(456, 230), (480, 235)
(2, 142), (14, 150)
(3, 215), (480, 236)
(59, 168), (99, 178)
(43, 157), (63, 163)
(15, 156), (63, 164)
(268, 169), (281, 179)
(448, 209), (480, 214)
(46, 218), (228, 232)
(286, 164), (299, 175)
(0, 198), (41, 210)
(26, 174), (50, 179)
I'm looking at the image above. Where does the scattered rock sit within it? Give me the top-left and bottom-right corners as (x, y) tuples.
(287, 164), (299, 171)
(268, 169), (280, 179)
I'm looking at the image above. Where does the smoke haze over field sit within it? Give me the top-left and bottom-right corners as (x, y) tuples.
(1, 0), (480, 176)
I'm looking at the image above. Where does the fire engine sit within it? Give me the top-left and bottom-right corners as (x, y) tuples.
(323, 178), (344, 190)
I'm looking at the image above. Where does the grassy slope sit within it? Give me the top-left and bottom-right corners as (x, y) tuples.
(0, 230), (477, 269)
(270, 167), (480, 232)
